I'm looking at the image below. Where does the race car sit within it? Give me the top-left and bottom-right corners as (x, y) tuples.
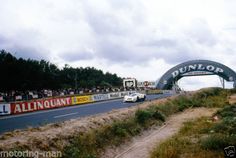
(123, 92), (146, 102)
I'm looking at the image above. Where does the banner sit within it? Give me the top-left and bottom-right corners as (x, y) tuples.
(72, 95), (93, 105)
(6, 91), (142, 115)
(92, 94), (109, 102)
(137, 81), (156, 88)
(120, 92), (129, 97)
(108, 92), (121, 99)
(0, 104), (11, 115)
(146, 89), (163, 95)
(11, 97), (72, 114)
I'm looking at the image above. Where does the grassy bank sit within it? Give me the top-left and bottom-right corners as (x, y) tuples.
(150, 97), (236, 158)
(63, 88), (231, 158)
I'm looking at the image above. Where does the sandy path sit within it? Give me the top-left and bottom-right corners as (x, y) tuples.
(103, 107), (217, 158)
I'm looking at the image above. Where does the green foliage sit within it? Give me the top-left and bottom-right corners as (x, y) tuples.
(201, 134), (236, 150)
(135, 109), (153, 124)
(64, 88), (232, 158)
(150, 88), (235, 158)
(216, 105), (236, 117)
(172, 88), (229, 110)
(171, 96), (193, 111)
(64, 107), (167, 157)
(156, 102), (179, 116)
(200, 105), (236, 151)
(210, 105), (236, 135)
(135, 107), (166, 125)
(0, 50), (122, 91)
(152, 109), (166, 122)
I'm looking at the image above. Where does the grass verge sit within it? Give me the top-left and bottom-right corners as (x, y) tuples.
(5, 88), (231, 158)
(150, 103), (236, 158)
(63, 88), (231, 158)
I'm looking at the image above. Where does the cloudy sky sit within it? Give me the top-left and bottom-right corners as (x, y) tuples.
(0, 0), (236, 90)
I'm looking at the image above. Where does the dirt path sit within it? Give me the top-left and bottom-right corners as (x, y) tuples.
(102, 107), (218, 158)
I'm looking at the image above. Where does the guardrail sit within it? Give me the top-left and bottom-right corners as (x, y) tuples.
(0, 91), (136, 116)
(0, 90), (174, 116)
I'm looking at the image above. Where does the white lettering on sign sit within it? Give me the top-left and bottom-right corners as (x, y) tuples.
(12, 97), (72, 114)
(109, 93), (120, 98)
(0, 104), (11, 115)
(171, 64), (224, 78)
(182, 71), (213, 76)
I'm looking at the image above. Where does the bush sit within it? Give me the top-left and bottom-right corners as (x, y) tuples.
(157, 102), (179, 116)
(135, 110), (153, 124)
(201, 135), (227, 150)
(216, 105), (236, 117)
(152, 110), (166, 122)
(111, 123), (128, 138)
(211, 105), (236, 134)
(201, 134), (236, 150)
(172, 96), (192, 111)
(64, 88), (232, 157)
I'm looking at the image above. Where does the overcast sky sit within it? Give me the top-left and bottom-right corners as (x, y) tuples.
(0, 0), (236, 90)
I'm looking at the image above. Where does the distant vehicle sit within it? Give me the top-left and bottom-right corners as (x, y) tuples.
(123, 92), (146, 102)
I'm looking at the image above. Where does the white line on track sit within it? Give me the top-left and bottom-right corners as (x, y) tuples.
(0, 98), (123, 120)
(53, 112), (78, 118)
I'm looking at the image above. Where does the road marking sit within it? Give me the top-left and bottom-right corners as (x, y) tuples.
(53, 112), (78, 118)
(0, 98), (123, 120)
(0, 94), (173, 120)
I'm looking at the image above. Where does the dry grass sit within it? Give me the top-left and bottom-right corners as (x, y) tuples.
(150, 117), (225, 158)
(0, 96), (177, 152)
(0, 88), (232, 157)
(150, 102), (236, 158)
(229, 94), (236, 105)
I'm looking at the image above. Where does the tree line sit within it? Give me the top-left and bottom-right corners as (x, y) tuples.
(0, 50), (123, 91)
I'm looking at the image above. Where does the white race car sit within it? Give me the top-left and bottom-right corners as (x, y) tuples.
(123, 92), (146, 102)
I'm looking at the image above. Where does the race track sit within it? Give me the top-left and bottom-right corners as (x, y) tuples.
(0, 94), (172, 134)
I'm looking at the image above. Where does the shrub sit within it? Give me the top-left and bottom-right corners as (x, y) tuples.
(157, 102), (179, 116)
(111, 123), (128, 138)
(63, 88), (232, 158)
(201, 134), (236, 151)
(172, 96), (192, 111)
(135, 109), (153, 124)
(152, 109), (166, 122)
(216, 105), (236, 117)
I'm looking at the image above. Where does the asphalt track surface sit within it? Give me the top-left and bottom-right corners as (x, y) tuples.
(0, 94), (172, 134)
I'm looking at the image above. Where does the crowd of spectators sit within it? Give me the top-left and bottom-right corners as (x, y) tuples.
(0, 87), (139, 103)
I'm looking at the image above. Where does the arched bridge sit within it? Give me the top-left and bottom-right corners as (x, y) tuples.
(156, 60), (236, 90)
